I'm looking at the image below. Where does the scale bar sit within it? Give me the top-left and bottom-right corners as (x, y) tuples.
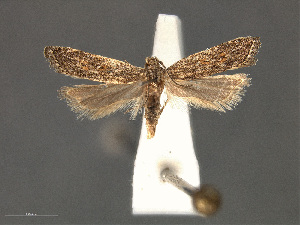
(5, 215), (58, 217)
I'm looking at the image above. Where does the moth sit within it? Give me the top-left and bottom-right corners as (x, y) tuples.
(44, 36), (261, 139)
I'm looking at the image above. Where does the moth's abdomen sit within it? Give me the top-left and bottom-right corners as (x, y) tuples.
(144, 81), (165, 139)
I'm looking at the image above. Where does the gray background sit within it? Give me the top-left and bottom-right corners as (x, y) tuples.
(1, 0), (299, 224)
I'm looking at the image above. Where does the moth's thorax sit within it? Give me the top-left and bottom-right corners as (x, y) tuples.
(144, 57), (167, 82)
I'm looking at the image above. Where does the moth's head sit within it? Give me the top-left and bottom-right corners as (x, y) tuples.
(145, 56), (166, 69)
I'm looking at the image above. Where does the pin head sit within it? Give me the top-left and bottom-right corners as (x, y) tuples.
(192, 184), (221, 217)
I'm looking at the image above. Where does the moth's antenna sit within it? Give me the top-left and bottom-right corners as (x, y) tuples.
(132, 14), (201, 214)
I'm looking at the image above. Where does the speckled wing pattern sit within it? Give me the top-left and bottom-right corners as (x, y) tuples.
(44, 46), (146, 84)
(44, 46), (147, 119)
(166, 36), (261, 112)
(167, 36), (261, 80)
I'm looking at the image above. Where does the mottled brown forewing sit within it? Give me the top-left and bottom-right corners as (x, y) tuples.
(44, 46), (146, 84)
(167, 36), (261, 80)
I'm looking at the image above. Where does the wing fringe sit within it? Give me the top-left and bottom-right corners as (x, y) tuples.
(59, 82), (146, 120)
(166, 73), (251, 112)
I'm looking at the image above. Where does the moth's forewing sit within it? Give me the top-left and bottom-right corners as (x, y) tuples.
(167, 36), (261, 80)
(44, 46), (146, 84)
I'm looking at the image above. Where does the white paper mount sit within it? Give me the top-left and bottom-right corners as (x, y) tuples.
(132, 14), (200, 215)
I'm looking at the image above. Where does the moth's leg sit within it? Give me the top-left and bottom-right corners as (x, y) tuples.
(151, 56), (166, 69)
(158, 98), (169, 116)
(169, 77), (192, 88)
(158, 60), (166, 69)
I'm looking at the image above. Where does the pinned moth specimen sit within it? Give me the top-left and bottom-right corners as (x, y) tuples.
(44, 36), (261, 139)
